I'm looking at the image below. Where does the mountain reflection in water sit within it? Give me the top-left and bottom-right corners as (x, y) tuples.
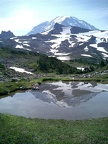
(0, 81), (108, 120)
(31, 81), (102, 107)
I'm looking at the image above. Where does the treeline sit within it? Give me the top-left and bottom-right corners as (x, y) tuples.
(35, 55), (81, 74)
(0, 47), (40, 57)
(0, 47), (81, 74)
(1, 47), (108, 75)
(0, 63), (4, 70)
(70, 58), (98, 65)
(70, 58), (108, 73)
(82, 59), (108, 73)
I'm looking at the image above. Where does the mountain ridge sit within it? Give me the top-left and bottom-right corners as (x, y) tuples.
(0, 30), (15, 39)
(0, 23), (108, 62)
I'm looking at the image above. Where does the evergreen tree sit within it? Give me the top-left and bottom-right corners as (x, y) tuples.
(100, 60), (106, 67)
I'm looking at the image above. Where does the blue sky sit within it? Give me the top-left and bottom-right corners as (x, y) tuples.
(0, 0), (108, 35)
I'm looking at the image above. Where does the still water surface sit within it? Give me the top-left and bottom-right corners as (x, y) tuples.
(0, 81), (108, 120)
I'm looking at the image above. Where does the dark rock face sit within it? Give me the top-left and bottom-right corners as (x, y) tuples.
(98, 42), (108, 48)
(70, 26), (90, 34)
(0, 31), (15, 39)
(48, 23), (64, 34)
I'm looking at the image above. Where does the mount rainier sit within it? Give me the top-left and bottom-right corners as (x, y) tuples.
(27, 16), (97, 35)
(0, 16), (108, 62)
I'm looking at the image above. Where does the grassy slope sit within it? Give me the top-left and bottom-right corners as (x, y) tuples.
(0, 114), (108, 144)
(0, 47), (78, 74)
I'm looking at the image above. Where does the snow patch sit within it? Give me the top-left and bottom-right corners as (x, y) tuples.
(90, 44), (108, 53)
(10, 37), (17, 39)
(23, 41), (29, 44)
(76, 35), (90, 42)
(15, 45), (24, 49)
(79, 43), (83, 46)
(61, 26), (71, 35)
(77, 67), (84, 71)
(50, 49), (58, 54)
(32, 37), (37, 40)
(102, 53), (108, 58)
(81, 54), (92, 57)
(57, 56), (71, 61)
(84, 46), (89, 52)
(69, 41), (75, 47)
(14, 39), (22, 44)
(55, 53), (70, 56)
(79, 30), (107, 37)
(23, 43), (30, 47)
(9, 67), (33, 74)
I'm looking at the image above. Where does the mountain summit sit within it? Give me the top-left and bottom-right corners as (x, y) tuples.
(0, 30), (15, 39)
(27, 16), (97, 35)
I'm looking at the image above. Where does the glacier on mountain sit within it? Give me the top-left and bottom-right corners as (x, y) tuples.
(27, 16), (97, 35)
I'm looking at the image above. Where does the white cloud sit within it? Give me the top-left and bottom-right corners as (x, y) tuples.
(0, 9), (43, 35)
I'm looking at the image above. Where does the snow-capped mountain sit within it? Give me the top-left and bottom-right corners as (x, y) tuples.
(28, 21), (49, 36)
(27, 16), (97, 35)
(0, 23), (108, 62)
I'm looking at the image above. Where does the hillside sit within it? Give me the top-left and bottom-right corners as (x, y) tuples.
(0, 47), (81, 81)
